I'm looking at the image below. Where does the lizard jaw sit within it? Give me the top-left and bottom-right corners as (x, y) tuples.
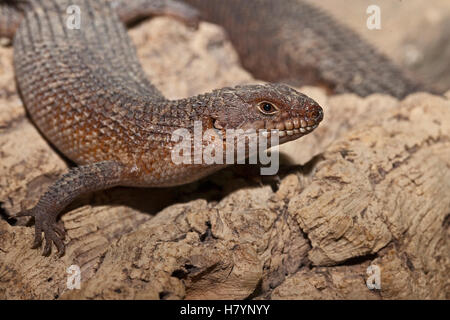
(263, 115), (322, 144)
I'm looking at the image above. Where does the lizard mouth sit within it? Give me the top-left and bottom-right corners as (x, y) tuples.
(268, 119), (318, 137)
(264, 113), (322, 143)
(212, 105), (323, 144)
(267, 104), (324, 142)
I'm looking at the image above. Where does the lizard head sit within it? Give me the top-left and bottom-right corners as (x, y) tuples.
(207, 83), (323, 144)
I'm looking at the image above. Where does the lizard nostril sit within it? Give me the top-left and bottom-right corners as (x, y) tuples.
(310, 107), (323, 123)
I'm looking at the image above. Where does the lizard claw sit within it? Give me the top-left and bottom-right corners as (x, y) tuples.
(16, 207), (66, 257)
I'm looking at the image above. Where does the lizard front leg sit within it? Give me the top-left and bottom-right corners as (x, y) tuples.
(16, 161), (128, 257)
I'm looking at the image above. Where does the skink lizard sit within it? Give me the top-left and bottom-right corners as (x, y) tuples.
(2, 0), (432, 256)
(5, 0), (323, 256)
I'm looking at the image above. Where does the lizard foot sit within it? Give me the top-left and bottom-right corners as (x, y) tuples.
(16, 207), (66, 257)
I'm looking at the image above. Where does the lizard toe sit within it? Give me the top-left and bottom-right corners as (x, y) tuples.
(41, 220), (66, 257)
(31, 216), (43, 249)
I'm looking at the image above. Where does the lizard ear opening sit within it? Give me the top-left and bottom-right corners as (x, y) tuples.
(206, 111), (226, 130)
(201, 115), (226, 133)
(213, 119), (224, 130)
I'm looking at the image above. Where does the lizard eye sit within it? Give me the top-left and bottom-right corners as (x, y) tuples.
(258, 102), (279, 115)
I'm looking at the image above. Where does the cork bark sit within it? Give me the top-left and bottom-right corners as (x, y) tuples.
(0, 17), (449, 300)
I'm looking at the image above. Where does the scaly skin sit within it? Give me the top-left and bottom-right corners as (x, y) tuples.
(2, 0), (429, 98)
(10, 0), (323, 256)
(0, 0), (200, 38)
(183, 0), (426, 98)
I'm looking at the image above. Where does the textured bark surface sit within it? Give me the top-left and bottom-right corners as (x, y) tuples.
(0, 17), (449, 299)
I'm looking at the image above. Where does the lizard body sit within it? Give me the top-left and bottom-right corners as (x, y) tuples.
(7, 0), (323, 255)
(1, 0), (432, 256)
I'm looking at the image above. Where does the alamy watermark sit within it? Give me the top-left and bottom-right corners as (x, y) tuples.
(366, 264), (381, 290)
(366, 5), (381, 30)
(66, 5), (81, 30)
(171, 121), (281, 175)
(66, 264), (81, 290)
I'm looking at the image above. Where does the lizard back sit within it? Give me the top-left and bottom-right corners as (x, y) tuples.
(14, 0), (179, 168)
